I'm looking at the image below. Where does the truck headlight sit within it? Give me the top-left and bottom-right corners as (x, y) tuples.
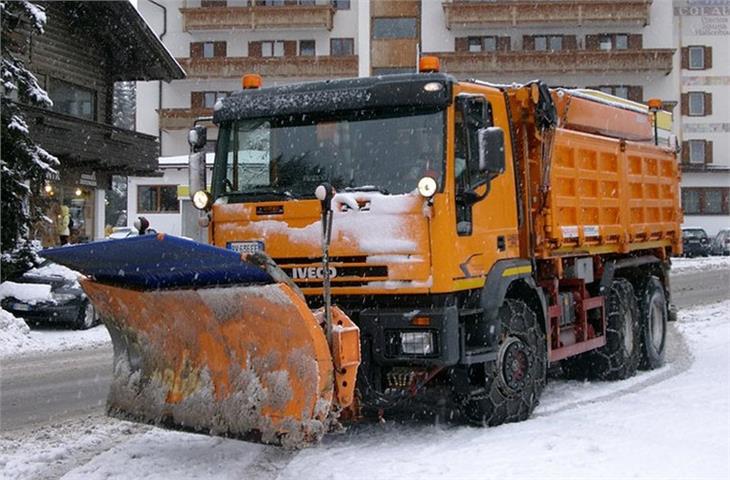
(192, 190), (212, 210)
(400, 331), (434, 355)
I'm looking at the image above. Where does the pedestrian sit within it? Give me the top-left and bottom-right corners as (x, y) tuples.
(57, 204), (71, 245)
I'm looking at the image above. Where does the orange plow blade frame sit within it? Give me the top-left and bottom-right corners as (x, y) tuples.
(84, 279), (358, 447)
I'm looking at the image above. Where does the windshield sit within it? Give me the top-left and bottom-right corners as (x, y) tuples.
(683, 229), (707, 239)
(213, 107), (445, 199)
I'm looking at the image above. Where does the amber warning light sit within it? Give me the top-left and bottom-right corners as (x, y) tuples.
(419, 56), (440, 73)
(242, 74), (262, 89)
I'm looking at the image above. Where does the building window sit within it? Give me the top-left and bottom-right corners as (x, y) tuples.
(615, 34), (628, 50)
(47, 78), (95, 121)
(372, 18), (417, 39)
(201, 0), (227, 6)
(256, 0), (284, 5)
(203, 91), (227, 109)
(468, 36), (496, 52)
(332, 0), (350, 9)
(330, 38), (354, 56)
(688, 140), (706, 164)
(262, 40), (285, 57)
(682, 188), (730, 215)
(682, 190), (700, 214)
(137, 185), (179, 213)
(299, 40), (315, 56)
(688, 92), (705, 116)
(203, 42), (215, 58)
(372, 67), (414, 75)
(689, 46), (705, 69)
(534, 35), (562, 52)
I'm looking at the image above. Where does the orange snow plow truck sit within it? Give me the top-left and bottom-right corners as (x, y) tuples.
(42, 58), (682, 448)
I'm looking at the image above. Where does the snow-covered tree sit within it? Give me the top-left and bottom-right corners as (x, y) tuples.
(1, 1), (59, 280)
(112, 81), (136, 131)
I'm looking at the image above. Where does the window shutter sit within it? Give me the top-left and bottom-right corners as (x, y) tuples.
(705, 141), (713, 164)
(455, 37), (468, 52)
(497, 36), (511, 51)
(563, 35), (577, 50)
(249, 41), (262, 58)
(628, 34), (642, 49)
(681, 141), (689, 163)
(585, 35), (599, 50)
(681, 47), (689, 69)
(704, 46), (712, 69)
(191, 92), (204, 109)
(628, 86), (643, 102)
(283, 40), (297, 57)
(213, 41), (226, 57)
(190, 42), (203, 58)
(681, 93), (688, 116)
(523, 35), (534, 51)
(704, 92), (712, 116)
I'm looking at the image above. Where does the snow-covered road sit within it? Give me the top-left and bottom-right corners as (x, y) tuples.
(1, 300), (728, 480)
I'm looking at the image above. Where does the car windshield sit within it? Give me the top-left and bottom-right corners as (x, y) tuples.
(683, 229), (707, 239)
(213, 107), (445, 200)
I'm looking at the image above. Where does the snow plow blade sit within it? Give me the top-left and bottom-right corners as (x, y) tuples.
(40, 235), (360, 447)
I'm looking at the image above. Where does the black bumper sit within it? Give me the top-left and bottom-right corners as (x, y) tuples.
(2, 301), (80, 323)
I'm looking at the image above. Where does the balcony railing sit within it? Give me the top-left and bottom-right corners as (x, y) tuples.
(442, 0), (653, 29)
(159, 108), (214, 131)
(176, 55), (358, 79)
(434, 49), (674, 76)
(18, 104), (159, 172)
(180, 4), (335, 31)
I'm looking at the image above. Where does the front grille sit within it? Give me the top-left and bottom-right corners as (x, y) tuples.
(274, 257), (388, 288)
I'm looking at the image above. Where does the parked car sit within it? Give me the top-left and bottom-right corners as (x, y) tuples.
(710, 228), (730, 256)
(681, 227), (711, 257)
(0, 260), (99, 330)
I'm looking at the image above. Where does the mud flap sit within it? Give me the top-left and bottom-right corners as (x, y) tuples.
(84, 280), (336, 448)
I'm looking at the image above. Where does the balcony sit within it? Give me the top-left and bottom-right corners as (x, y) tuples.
(180, 4), (335, 31)
(442, 0), (653, 29)
(176, 55), (358, 79)
(435, 49), (674, 76)
(159, 108), (214, 131)
(19, 104), (159, 173)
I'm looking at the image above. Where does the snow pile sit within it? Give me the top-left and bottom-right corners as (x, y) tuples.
(0, 309), (35, 356)
(0, 281), (52, 304)
(671, 255), (730, 273)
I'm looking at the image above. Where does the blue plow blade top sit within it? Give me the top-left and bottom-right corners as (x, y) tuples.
(39, 234), (274, 289)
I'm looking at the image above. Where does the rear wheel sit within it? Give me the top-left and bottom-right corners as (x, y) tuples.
(562, 279), (640, 380)
(461, 299), (546, 426)
(638, 277), (667, 370)
(75, 300), (97, 330)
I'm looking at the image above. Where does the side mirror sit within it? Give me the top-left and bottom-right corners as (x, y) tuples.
(187, 125), (207, 152)
(478, 127), (505, 177)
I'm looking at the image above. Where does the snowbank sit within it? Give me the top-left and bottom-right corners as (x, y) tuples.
(0, 308), (110, 359)
(671, 255), (730, 274)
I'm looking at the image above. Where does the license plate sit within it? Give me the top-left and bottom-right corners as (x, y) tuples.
(11, 302), (31, 311)
(227, 241), (265, 255)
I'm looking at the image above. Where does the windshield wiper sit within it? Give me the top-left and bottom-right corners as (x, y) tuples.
(229, 189), (296, 199)
(344, 185), (390, 195)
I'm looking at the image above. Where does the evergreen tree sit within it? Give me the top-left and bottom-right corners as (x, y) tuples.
(112, 81), (136, 130)
(1, 1), (58, 280)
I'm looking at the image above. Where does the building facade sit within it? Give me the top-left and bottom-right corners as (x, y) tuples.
(133, 0), (728, 236)
(675, 1), (730, 236)
(15, 1), (183, 245)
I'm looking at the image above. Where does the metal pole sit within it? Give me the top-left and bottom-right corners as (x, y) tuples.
(316, 183), (335, 341)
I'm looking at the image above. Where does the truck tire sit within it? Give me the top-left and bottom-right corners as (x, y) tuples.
(638, 276), (667, 370)
(462, 299), (546, 426)
(562, 279), (640, 380)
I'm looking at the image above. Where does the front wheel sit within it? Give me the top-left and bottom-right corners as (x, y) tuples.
(461, 299), (546, 426)
(75, 300), (97, 330)
(638, 277), (667, 370)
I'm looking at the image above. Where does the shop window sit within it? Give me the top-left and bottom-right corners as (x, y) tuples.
(300, 40), (316, 56)
(47, 78), (95, 121)
(138, 185), (180, 213)
(372, 18), (417, 39)
(330, 38), (354, 56)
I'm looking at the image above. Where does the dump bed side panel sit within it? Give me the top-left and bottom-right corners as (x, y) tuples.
(542, 128), (682, 256)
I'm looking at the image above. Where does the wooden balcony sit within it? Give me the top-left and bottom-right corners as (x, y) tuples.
(159, 108), (214, 131)
(180, 4), (335, 31)
(176, 55), (358, 79)
(435, 49), (674, 76)
(442, 0), (653, 29)
(19, 103), (159, 173)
